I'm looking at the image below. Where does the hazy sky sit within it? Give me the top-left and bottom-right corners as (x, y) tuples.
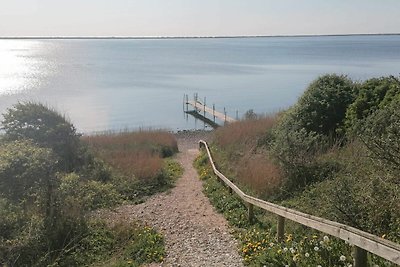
(1, 0), (400, 37)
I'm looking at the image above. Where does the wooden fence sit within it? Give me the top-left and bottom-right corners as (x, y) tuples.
(199, 140), (400, 267)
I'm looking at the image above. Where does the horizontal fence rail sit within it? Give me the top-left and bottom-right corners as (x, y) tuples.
(198, 140), (400, 266)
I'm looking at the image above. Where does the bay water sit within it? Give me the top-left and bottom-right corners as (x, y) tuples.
(0, 35), (399, 133)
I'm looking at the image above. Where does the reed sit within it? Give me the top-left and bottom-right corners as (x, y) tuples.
(213, 116), (282, 196)
(82, 130), (177, 180)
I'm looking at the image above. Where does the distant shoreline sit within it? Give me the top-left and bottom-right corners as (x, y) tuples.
(1, 33), (399, 40)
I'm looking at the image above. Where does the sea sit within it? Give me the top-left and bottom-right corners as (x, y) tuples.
(0, 35), (399, 133)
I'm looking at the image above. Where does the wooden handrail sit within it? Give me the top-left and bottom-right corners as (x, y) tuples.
(198, 140), (400, 266)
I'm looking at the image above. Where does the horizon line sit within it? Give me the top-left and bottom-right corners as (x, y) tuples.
(1, 33), (400, 40)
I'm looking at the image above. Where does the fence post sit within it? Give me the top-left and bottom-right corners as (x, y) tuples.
(248, 203), (254, 224)
(353, 246), (367, 267)
(277, 215), (285, 242)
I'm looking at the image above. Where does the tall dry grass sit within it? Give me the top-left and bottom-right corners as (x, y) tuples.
(214, 116), (276, 149)
(237, 155), (282, 196)
(82, 130), (177, 180)
(213, 116), (283, 197)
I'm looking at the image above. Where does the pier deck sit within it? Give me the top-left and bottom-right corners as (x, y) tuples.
(186, 100), (237, 123)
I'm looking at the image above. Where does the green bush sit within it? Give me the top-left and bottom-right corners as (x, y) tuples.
(59, 173), (122, 211)
(358, 95), (400, 175)
(293, 74), (356, 138)
(1, 102), (83, 172)
(345, 76), (400, 133)
(0, 140), (57, 206)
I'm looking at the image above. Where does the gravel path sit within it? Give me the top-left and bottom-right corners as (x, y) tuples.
(101, 131), (243, 267)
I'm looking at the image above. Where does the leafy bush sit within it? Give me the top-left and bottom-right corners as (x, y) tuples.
(59, 173), (122, 211)
(293, 74), (356, 138)
(0, 140), (57, 207)
(358, 95), (400, 175)
(345, 76), (400, 133)
(1, 102), (83, 172)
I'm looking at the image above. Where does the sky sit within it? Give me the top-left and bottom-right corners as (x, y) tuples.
(1, 0), (400, 37)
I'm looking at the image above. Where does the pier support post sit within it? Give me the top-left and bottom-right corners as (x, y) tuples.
(224, 107), (227, 124)
(204, 97), (206, 118)
(213, 104), (216, 122)
(186, 94), (189, 112)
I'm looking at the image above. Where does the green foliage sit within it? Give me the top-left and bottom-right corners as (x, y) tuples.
(59, 173), (122, 211)
(358, 96), (400, 175)
(113, 159), (183, 203)
(0, 103), (174, 266)
(267, 75), (357, 195)
(0, 198), (27, 241)
(345, 76), (400, 133)
(1, 102), (83, 172)
(0, 140), (57, 204)
(195, 152), (365, 266)
(293, 74), (356, 138)
(195, 152), (273, 229)
(241, 231), (354, 267)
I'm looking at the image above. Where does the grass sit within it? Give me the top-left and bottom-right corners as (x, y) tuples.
(194, 150), (393, 267)
(214, 116), (276, 149)
(52, 220), (165, 267)
(82, 130), (178, 180)
(212, 117), (283, 198)
(82, 130), (182, 203)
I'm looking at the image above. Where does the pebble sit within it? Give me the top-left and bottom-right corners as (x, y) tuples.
(96, 131), (243, 267)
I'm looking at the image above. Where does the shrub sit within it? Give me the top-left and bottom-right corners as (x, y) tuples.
(0, 140), (57, 209)
(358, 95), (400, 175)
(345, 76), (400, 133)
(293, 74), (356, 138)
(1, 102), (83, 172)
(58, 173), (122, 211)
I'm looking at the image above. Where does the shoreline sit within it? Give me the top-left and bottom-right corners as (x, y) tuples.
(1, 33), (399, 40)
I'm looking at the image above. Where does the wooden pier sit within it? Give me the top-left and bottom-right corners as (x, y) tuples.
(183, 94), (237, 127)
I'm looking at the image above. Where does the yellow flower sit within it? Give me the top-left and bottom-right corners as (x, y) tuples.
(286, 234), (293, 242)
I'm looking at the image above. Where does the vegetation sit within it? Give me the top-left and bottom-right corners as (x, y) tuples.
(197, 74), (400, 266)
(0, 102), (181, 266)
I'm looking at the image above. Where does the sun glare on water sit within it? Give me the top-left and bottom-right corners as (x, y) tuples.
(0, 40), (47, 95)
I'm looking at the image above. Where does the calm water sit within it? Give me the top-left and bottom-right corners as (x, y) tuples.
(0, 35), (399, 133)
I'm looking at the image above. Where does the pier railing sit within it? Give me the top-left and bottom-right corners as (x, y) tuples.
(198, 140), (400, 267)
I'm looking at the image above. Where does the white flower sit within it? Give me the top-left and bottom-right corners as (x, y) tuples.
(314, 246), (320, 251)
(348, 265), (352, 267)
(340, 255), (346, 261)
(290, 247), (296, 254)
(305, 252), (310, 257)
(373, 265), (379, 267)
(327, 246), (332, 251)
(317, 265), (322, 267)
(269, 242), (274, 247)
(323, 235), (329, 242)
(319, 240), (324, 246)
(285, 265), (289, 267)
(283, 247), (288, 252)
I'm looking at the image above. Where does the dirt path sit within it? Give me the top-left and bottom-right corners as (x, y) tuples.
(105, 132), (243, 267)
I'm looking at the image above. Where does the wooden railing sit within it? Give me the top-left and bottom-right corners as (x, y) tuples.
(198, 140), (400, 267)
